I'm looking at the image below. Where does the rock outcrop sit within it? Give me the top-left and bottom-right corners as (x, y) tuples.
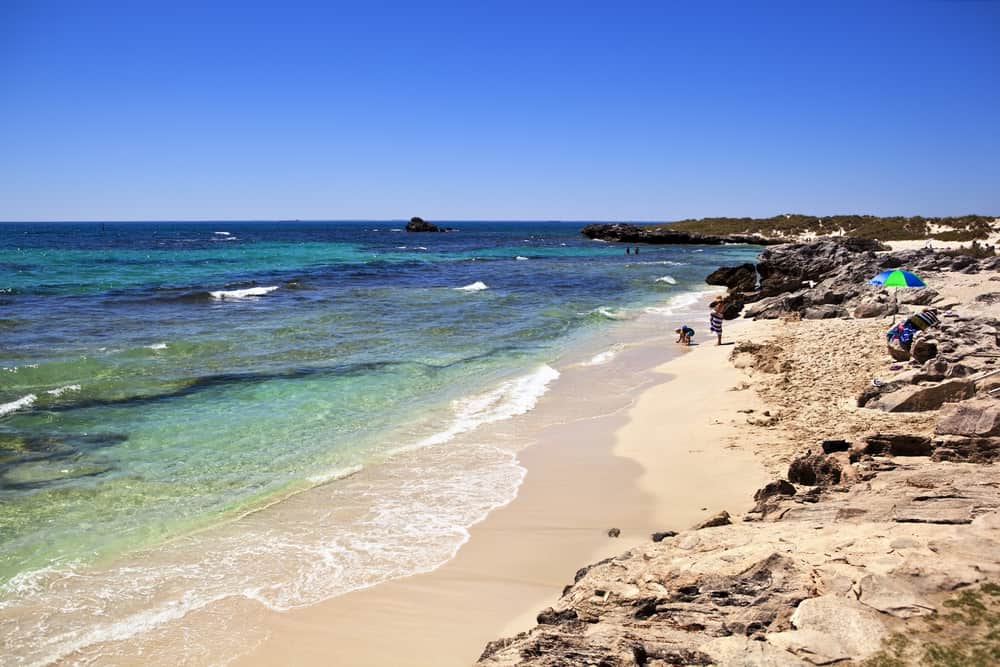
(406, 216), (445, 232)
(479, 462), (1000, 666)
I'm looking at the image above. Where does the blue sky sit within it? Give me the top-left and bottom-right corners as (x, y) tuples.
(1, 1), (998, 221)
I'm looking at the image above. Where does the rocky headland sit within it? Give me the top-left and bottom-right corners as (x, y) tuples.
(478, 238), (1000, 666)
(581, 223), (785, 246)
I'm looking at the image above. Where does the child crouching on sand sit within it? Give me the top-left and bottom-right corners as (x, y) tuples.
(675, 325), (694, 345)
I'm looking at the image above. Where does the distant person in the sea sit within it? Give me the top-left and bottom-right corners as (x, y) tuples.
(626, 247), (631, 255)
(710, 300), (725, 345)
(675, 325), (694, 345)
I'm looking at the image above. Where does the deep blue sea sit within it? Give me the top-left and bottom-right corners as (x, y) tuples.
(0, 221), (759, 664)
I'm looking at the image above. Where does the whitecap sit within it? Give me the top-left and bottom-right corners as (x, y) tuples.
(390, 228), (403, 232)
(655, 276), (677, 284)
(213, 231), (231, 236)
(147, 343), (168, 350)
(46, 385), (81, 397)
(209, 286), (279, 300)
(454, 281), (488, 292)
(515, 256), (528, 261)
(0, 393), (36, 417)
(416, 246), (427, 251)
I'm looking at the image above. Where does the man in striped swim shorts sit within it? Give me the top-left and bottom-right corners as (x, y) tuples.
(710, 300), (724, 345)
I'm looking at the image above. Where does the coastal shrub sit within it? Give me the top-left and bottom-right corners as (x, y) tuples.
(941, 240), (996, 259)
(653, 214), (996, 242)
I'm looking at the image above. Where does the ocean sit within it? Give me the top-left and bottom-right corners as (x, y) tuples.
(0, 221), (759, 665)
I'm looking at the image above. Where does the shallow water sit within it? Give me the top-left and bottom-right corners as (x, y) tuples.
(0, 221), (758, 664)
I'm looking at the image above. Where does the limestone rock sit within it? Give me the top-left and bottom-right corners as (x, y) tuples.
(787, 595), (888, 660)
(691, 510), (731, 530)
(869, 379), (976, 412)
(862, 433), (933, 457)
(857, 574), (935, 618)
(754, 480), (797, 502)
(787, 453), (842, 486)
(936, 398), (1000, 437)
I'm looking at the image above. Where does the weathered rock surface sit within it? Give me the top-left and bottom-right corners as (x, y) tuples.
(936, 398), (1000, 437)
(787, 453), (842, 486)
(478, 463), (1000, 666)
(869, 379), (976, 412)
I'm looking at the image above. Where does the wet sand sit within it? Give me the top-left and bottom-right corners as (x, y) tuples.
(237, 317), (771, 666)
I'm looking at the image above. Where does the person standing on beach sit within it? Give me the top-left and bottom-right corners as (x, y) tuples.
(710, 300), (724, 345)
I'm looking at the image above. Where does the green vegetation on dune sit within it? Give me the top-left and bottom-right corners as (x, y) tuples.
(652, 214), (997, 241)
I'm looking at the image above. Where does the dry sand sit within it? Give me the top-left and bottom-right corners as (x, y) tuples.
(236, 319), (773, 666)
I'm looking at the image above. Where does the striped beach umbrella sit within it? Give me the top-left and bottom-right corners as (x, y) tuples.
(870, 269), (925, 322)
(869, 269), (926, 287)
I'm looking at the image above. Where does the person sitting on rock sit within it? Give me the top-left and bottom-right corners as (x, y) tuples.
(886, 308), (939, 358)
(675, 325), (694, 345)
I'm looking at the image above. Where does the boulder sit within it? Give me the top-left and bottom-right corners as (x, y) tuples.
(910, 336), (938, 363)
(705, 264), (757, 293)
(935, 398), (1000, 437)
(692, 511), (732, 530)
(651, 530), (677, 542)
(753, 480), (797, 502)
(787, 453), (842, 486)
(854, 299), (894, 319)
(869, 379), (976, 412)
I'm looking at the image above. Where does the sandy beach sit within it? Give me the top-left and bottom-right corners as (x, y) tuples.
(235, 309), (772, 666)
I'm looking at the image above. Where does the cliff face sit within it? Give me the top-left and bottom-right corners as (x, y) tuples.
(580, 223), (785, 246)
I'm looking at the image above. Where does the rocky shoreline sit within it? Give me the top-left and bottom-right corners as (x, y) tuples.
(477, 239), (1000, 666)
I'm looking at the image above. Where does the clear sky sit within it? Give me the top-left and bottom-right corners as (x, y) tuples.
(1, 1), (998, 221)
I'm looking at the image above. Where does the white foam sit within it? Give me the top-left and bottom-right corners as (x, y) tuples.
(390, 228), (403, 232)
(655, 275), (677, 284)
(455, 281), (488, 292)
(209, 286), (279, 300)
(584, 346), (622, 366)
(213, 231), (231, 236)
(46, 385), (81, 397)
(147, 343), (168, 350)
(594, 307), (631, 321)
(411, 365), (560, 451)
(416, 246), (427, 251)
(515, 256), (528, 261)
(306, 465), (363, 485)
(0, 393), (36, 417)
(643, 291), (704, 316)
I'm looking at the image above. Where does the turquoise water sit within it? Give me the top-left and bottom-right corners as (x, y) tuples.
(0, 221), (759, 663)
